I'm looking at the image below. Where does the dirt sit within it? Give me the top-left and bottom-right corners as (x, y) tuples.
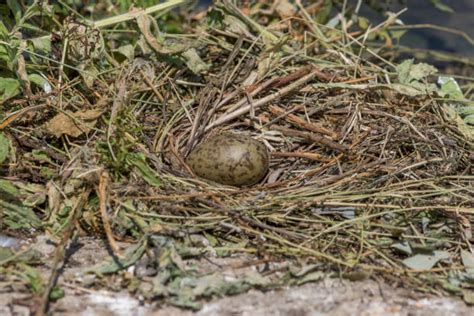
(1, 235), (472, 315)
(47, 280), (472, 316)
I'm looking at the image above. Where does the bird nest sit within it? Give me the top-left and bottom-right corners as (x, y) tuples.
(1, 0), (473, 311)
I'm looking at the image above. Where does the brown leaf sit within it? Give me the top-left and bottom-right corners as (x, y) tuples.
(44, 109), (103, 138)
(274, 0), (297, 19)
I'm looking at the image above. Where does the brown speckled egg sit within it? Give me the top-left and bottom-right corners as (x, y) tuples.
(187, 133), (269, 186)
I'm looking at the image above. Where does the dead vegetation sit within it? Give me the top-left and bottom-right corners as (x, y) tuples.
(0, 0), (473, 314)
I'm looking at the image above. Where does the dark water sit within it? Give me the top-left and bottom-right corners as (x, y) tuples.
(362, 0), (473, 56)
(198, 0), (473, 56)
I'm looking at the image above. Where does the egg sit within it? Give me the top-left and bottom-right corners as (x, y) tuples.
(186, 133), (269, 186)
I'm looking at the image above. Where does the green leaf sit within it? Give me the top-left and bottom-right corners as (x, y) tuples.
(390, 29), (407, 43)
(0, 132), (10, 163)
(0, 44), (10, 63)
(50, 285), (65, 300)
(396, 59), (438, 84)
(116, 44), (135, 60)
(456, 106), (474, 117)
(26, 149), (53, 164)
(0, 246), (43, 266)
(402, 251), (450, 270)
(0, 247), (15, 263)
(440, 278), (462, 293)
(15, 181), (46, 207)
(20, 22), (47, 34)
(409, 63), (438, 81)
(207, 8), (224, 27)
(88, 239), (147, 274)
(464, 115), (474, 125)
(316, 0), (333, 24)
(80, 64), (99, 88)
(0, 200), (42, 229)
(396, 60), (414, 83)
(21, 3), (42, 21)
(429, 0), (455, 13)
(0, 180), (42, 229)
(0, 179), (18, 196)
(0, 77), (20, 102)
(391, 241), (412, 255)
(127, 153), (162, 188)
(357, 17), (370, 30)
(438, 76), (464, 100)
(167, 270), (269, 310)
(27, 73), (50, 91)
(18, 263), (44, 294)
(0, 21), (9, 37)
(7, 0), (22, 24)
(28, 35), (51, 53)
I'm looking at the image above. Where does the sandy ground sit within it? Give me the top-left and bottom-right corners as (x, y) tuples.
(3, 279), (472, 316)
(54, 280), (473, 316)
(1, 235), (472, 315)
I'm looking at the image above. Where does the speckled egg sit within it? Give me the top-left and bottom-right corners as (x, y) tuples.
(186, 133), (269, 186)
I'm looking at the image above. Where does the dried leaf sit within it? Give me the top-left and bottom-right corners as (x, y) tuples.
(402, 251), (450, 270)
(223, 15), (253, 37)
(290, 263), (322, 277)
(44, 109), (103, 138)
(463, 290), (474, 305)
(0, 132), (10, 163)
(181, 48), (210, 74)
(342, 269), (372, 282)
(443, 105), (474, 141)
(274, 0), (297, 19)
(297, 271), (325, 285)
(65, 19), (103, 62)
(47, 181), (61, 215)
(136, 14), (190, 55)
(391, 83), (437, 97)
(391, 241), (412, 255)
(461, 250), (474, 275)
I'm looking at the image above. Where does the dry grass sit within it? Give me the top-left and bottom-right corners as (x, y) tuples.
(1, 0), (473, 313)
